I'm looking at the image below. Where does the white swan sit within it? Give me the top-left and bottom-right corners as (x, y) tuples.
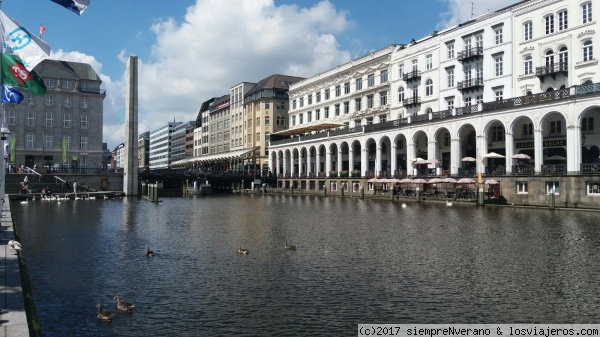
(401, 203), (407, 208)
(446, 200), (453, 207)
(8, 240), (21, 251)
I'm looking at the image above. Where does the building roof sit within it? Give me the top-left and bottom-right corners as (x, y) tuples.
(51, 60), (101, 81)
(244, 74), (304, 97)
(272, 122), (347, 136)
(210, 94), (230, 112)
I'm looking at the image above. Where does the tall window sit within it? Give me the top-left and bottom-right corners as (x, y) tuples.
(380, 91), (387, 106)
(464, 38), (472, 50)
(475, 35), (483, 49)
(7, 110), (15, 125)
(265, 116), (270, 125)
(81, 98), (88, 108)
(27, 110), (35, 126)
(65, 136), (71, 150)
(46, 95), (54, 106)
(316, 92), (321, 102)
(550, 120), (562, 134)
(367, 95), (373, 109)
(558, 10), (568, 31)
(524, 55), (533, 75)
(64, 97), (71, 107)
(582, 117), (594, 131)
(583, 40), (594, 62)
(79, 136), (88, 150)
(44, 134), (53, 150)
(335, 85), (341, 97)
(325, 89), (330, 100)
(307, 95), (312, 105)
(367, 74), (375, 87)
(524, 21), (533, 41)
(476, 64), (483, 79)
(545, 15), (555, 34)
(299, 97), (304, 107)
(63, 112), (71, 128)
(398, 64), (404, 79)
(411, 59), (418, 72)
(343, 101), (349, 114)
(517, 181), (528, 193)
(398, 87), (405, 103)
(334, 104), (340, 116)
(324, 107), (329, 118)
(494, 56), (503, 76)
(27, 94), (34, 104)
(292, 100), (296, 109)
(492, 126), (505, 141)
(80, 114), (88, 129)
(355, 77), (362, 91)
(447, 43), (454, 59)
(559, 46), (568, 65)
(447, 99), (454, 110)
(523, 123), (533, 136)
(545, 50), (555, 65)
(425, 79), (433, 96)
(582, 2), (592, 24)
(344, 82), (350, 94)
(355, 98), (361, 112)
(546, 181), (560, 194)
(494, 27), (503, 45)
(495, 90), (503, 101)
(447, 68), (454, 88)
(426, 54), (432, 70)
(26, 134), (35, 149)
(45, 112), (53, 127)
(380, 69), (388, 83)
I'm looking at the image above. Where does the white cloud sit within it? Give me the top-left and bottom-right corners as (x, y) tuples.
(438, 0), (517, 29)
(93, 0), (352, 149)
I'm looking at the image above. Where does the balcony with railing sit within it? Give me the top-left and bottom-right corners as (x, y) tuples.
(457, 46), (483, 63)
(403, 70), (421, 82)
(402, 96), (421, 108)
(536, 62), (568, 82)
(457, 77), (484, 93)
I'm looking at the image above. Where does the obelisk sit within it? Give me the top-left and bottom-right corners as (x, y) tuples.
(123, 56), (139, 196)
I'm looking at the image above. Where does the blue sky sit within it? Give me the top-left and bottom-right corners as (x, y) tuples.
(3, 0), (515, 149)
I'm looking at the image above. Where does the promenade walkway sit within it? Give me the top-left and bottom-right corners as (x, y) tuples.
(0, 197), (29, 336)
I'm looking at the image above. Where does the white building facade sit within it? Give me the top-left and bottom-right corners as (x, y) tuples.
(149, 122), (182, 169)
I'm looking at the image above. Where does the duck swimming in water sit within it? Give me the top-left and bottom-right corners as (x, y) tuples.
(113, 295), (135, 312)
(96, 303), (114, 321)
(284, 242), (296, 251)
(145, 247), (154, 257)
(237, 246), (249, 255)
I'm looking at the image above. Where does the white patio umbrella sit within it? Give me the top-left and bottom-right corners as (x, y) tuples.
(511, 153), (531, 160)
(483, 152), (506, 159)
(428, 178), (443, 183)
(411, 178), (428, 184)
(456, 177), (476, 184)
(442, 177), (458, 183)
(399, 178), (413, 183)
(425, 158), (440, 165)
(484, 179), (500, 185)
(461, 157), (477, 162)
(546, 155), (566, 161)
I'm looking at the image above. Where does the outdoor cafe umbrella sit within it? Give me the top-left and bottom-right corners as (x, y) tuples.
(484, 179), (500, 185)
(461, 156), (476, 162)
(456, 177), (476, 184)
(411, 178), (428, 184)
(511, 153), (531, 160)
(483, 152), (505, 159)
(428, 178), (443, 183)
(399, 178), (413, 183)
(547, 155), (566, 161)
(442, 177), (457, 183)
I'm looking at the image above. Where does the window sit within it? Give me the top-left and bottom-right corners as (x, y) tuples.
(63, 80), (71, 89)
(355, 98), (361, 112)
(494, 27), (503, 45)
(45, 112), (53, 127)
(355, 77), (362, 91)
(315, 109), (320, 120)
(316, 92), (321, 102)
(558, 10), (568, 31)
(494, 56), (503, 76)
(545, 15), (554, 34)
(26, 134), (35, 149)
(64, 97), (71, 107)
(550, 120), (562, 134)
(447, 99), (454, 110)
(546, 181), (560, 194)
(545, 50), (555, 66)
(398, 87), (405, 103)
(523, 123), (533, 136)
(465, 97), (472, 106)
(447, 43), (454, 59)
(265, 116), (270, 125)
(299, 114), (303, 124)
(44, 134), (53, 150)
(411, 59), (418, 72)
(324, 107), (329, 118)
(464, 38), (472, 50)
(79, 136), (88, 150)
(299, 97), (304, 107)
(587, 182), (600, 195)
(325, 89), (330, 100)
(475, 35), (483, 49)
(46, 79), (54, 87)
(582, 2), (592, 24)
(335, 85), (341, 97)
(80, 114), (88, 129)
(380, 91), (387, 106)
(63, 112), (71, 128)
(307, 95), (312, 105)
(425, 79), (433, 96)
(343, 101), (349, 114)
(335, 104), (340, 116)
(65, 136), (71, 150)
(492, 126), (505, 141)
(524, 21), (533, 41)
(495, 90), (503, 101)
(367, 74), (375, 87)
(367, 95), (374, 109)
(344, 82), (350, 94)
(559, 46), (568, 65)
(46, 95), (54, 106)
(517, 181), (528, 194)
(524, 55), (533, 75)
(5, 109), (15, 125)
(27, 94), (34, 104)
(476, 95), (483, 104)
(354, 119), (361, 127)
(307, 111), (312, 123)
(292, 100), (296, 109)
(81, 98), (88, 108)
(27, 110), (35, 126)
(426, 54), (432, 70)
(291, 115), (296, 126)
(398, 64), (404, 79)
(583, 40), (594, 62)
(447, 68), (454, 88)
(582, 117), (594, 131)
(380, 70), (388, 83)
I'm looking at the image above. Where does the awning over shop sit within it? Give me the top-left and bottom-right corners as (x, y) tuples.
(272, 122), (346, 136)
(171, 147), (258, 167)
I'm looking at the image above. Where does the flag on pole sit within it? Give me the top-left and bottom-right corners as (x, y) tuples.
(1, 53), (47, 96)
(1, 84), (23, 104)
(62, 138), (67, 163)
(9, 136), (15, 163)
(39, 23), (46, 39)
(0, 10), (51, 71)
(49, 0), (90, 15)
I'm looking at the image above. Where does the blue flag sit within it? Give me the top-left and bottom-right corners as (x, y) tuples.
(49, 0), (90, 15)
(1, 85), (24, 104)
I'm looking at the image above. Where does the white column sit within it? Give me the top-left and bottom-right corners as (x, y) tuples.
(361, 148), (368, 176)
(298, 151), (304, 177)
(534, 128), (543, 173)
(375, 146), (382, 176)
(290, 152), (296, 176)
(450, 138), (460, 175)
(476, 134), (484, 177)
(567, 125), (582, 174)
(504, 132), (514, 174)
(325, 150), (331, 176)
(337, 150), (343, 173)
(275, 153), (281, 176)
(390, 143), (397, 174)
(409, 140), (417, 176)
(283, 152), (288, 176)
(349, 147), (354, 172)
(306, 151), (312, 177)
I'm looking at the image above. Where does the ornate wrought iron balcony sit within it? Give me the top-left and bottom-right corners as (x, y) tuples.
(536, 62), (568, 82)
(457, 46), (483, 63)
(402, 96), (421, 108)
(402, 70), (421, 82)
(457, 78), (484, 93)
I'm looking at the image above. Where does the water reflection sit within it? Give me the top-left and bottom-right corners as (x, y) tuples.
(11, 196), (600, 336)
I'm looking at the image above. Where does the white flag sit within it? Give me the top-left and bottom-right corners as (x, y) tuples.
(0, 10), (51, 71)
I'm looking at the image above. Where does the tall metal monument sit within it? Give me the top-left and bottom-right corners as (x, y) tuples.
(123, 55), (139, 196)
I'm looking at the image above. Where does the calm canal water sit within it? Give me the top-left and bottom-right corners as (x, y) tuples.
(11, 195), (600, 336)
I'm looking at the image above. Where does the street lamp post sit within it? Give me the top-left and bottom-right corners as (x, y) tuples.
(0, 126), (11, 205)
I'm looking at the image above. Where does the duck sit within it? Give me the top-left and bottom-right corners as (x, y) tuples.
(284, 242), (296, 251)
(96, 303), (115, 321)
(401, 203), (407, 208)
(237, 246), (249, 255)
(145, 247), (154, 257)
(8, 240), (21, 251)
(113, 295), (135, 312)
(20, 199), (28, 204)
(446, 200), (453, 207)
